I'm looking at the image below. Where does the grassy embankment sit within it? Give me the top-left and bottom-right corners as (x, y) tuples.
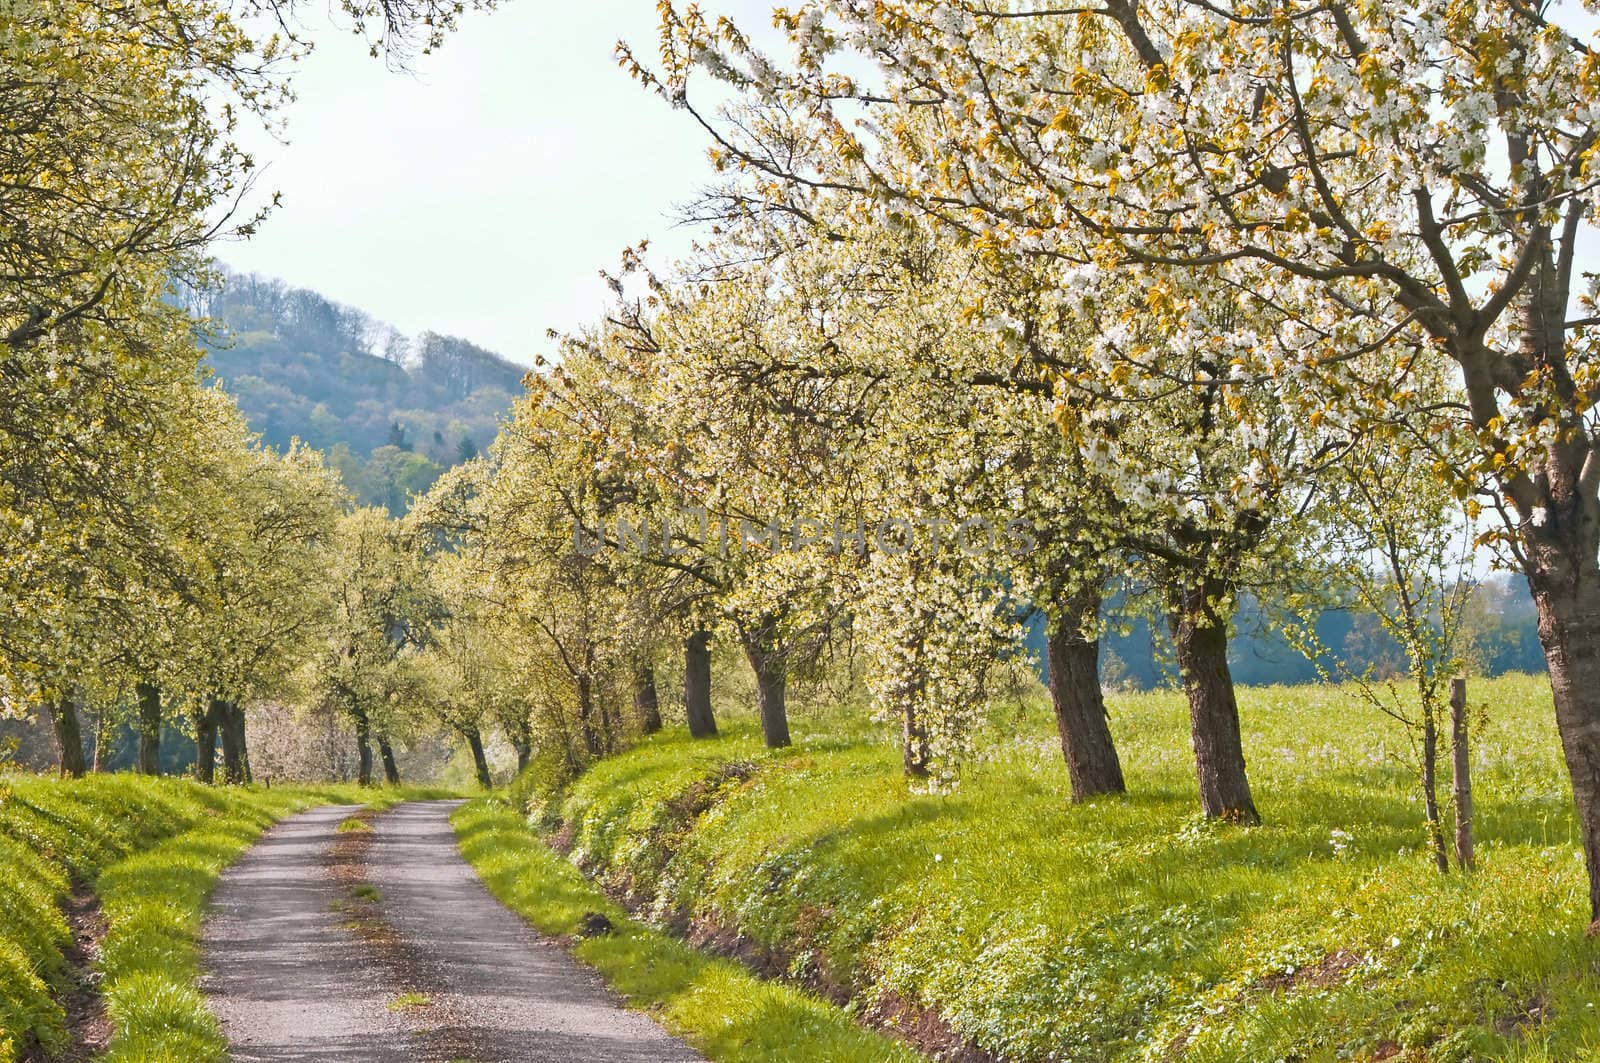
(455, 799), (925, 1063)
(484, 674), (1600, 1063)
(0, 774), (450, 1063)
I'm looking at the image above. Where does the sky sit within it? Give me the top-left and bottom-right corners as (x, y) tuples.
(221, 1), (774, 366)
(220, 3), (1600, 370)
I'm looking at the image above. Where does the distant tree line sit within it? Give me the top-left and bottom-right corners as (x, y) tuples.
(1069, 577), (1546, 693)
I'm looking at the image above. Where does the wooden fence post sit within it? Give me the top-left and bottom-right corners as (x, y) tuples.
(1450, 677), (1474, 871)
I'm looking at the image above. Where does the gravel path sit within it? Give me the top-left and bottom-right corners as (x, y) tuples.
(202, 799), (702, 1063)
(201, 804), (419, 1062)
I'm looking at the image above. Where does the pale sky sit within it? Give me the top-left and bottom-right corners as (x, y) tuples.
(223, 3), (1600, 369)
(221, 2), (774, 365)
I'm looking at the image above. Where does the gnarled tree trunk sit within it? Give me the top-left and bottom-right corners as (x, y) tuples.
(634, 664), (663, 735)
(1500, 213), (1600, 923)
(1167, 578), (1259, 825)
(465, 726), (492, 788)
(47, 698), (87, 779)
(136, 680), (162, 775)
(740, 627), (791, 749)
(378, 735), (400, 785)
(353, 705), (374, 786)
(901, 691), (932, 778)
(1045, 584), (1125, 801)
(683, 630), (718, 738)
(1527, 546), (1600, 926)
(890, 623), (933, 778)
(219, 701), (250, 785)
(194, 700), (220, 785)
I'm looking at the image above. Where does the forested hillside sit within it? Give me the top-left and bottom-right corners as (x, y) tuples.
(197, 272), (525, 512)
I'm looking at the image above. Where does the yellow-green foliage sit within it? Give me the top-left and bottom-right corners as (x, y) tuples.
(453, 800), (925, 1062)
(528, 675), (1600, 1063)
(0, 775), (450, 1063)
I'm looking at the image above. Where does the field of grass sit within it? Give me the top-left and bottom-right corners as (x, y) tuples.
(512, 674), (1600, 1063)
(453, 798), (925, 1062)
(0, 774), (449, 1063)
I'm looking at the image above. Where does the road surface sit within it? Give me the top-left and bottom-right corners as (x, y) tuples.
(202, 800), (702, 1063)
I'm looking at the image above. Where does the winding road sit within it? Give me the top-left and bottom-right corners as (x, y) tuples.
(201, 800), (702, 1063)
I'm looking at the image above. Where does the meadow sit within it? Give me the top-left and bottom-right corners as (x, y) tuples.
(510, 674), (1600, 1063)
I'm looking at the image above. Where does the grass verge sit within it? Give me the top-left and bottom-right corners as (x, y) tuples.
(452, 798), (924, 1062)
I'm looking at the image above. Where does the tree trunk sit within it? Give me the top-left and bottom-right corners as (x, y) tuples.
(48, 698), (87, 779)
(1421, 707), (1449, 873)
(741, 632), (791, 749)
(890, 622), (933, 777)
(1450, 677), (1474, 872)
(465, 726), (492, 789)
(683, 630), (718, 738)
(136, 680), (162, 775)
(91, 705), (108, 773)
(597, 684), (616, 755)
(378, 735), (401, 785)
(353, 706), (374, 787)
(1500, 178), (1599, 923)
(576, 674), (603, 756)
(194, 701), (220, 785)
(514, 738), (532, 774)
(1167, 580), (1260, 824)
(219, 701), (250, 785)
(1045, 585), (1126, 801)
(634, 664), (663, 735)
(234, 702), (253, 783)
(901, 691), (932, 778)
(1528, 553), (1600, 926)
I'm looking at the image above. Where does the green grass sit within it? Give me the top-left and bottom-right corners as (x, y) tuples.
(387, 991), (431, 1011)
(452, 799), (925, 1062)
(348, 883), (383, 903)
(0, 774), (453, 1063)
(509, 674), (1600, 1063)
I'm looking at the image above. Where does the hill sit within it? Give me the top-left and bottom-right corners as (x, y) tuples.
(196, 271), (526, 512)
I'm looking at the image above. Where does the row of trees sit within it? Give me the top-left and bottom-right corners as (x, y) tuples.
(598, 0), (1600, 925)
(1, 0), (499, 781)
(9, 0), (1600, 937)
(386, 0), (1600, 929)
(432, 220), (1468, 801)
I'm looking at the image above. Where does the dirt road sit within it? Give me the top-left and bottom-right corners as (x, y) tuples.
(202, 800), (702, 1063)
